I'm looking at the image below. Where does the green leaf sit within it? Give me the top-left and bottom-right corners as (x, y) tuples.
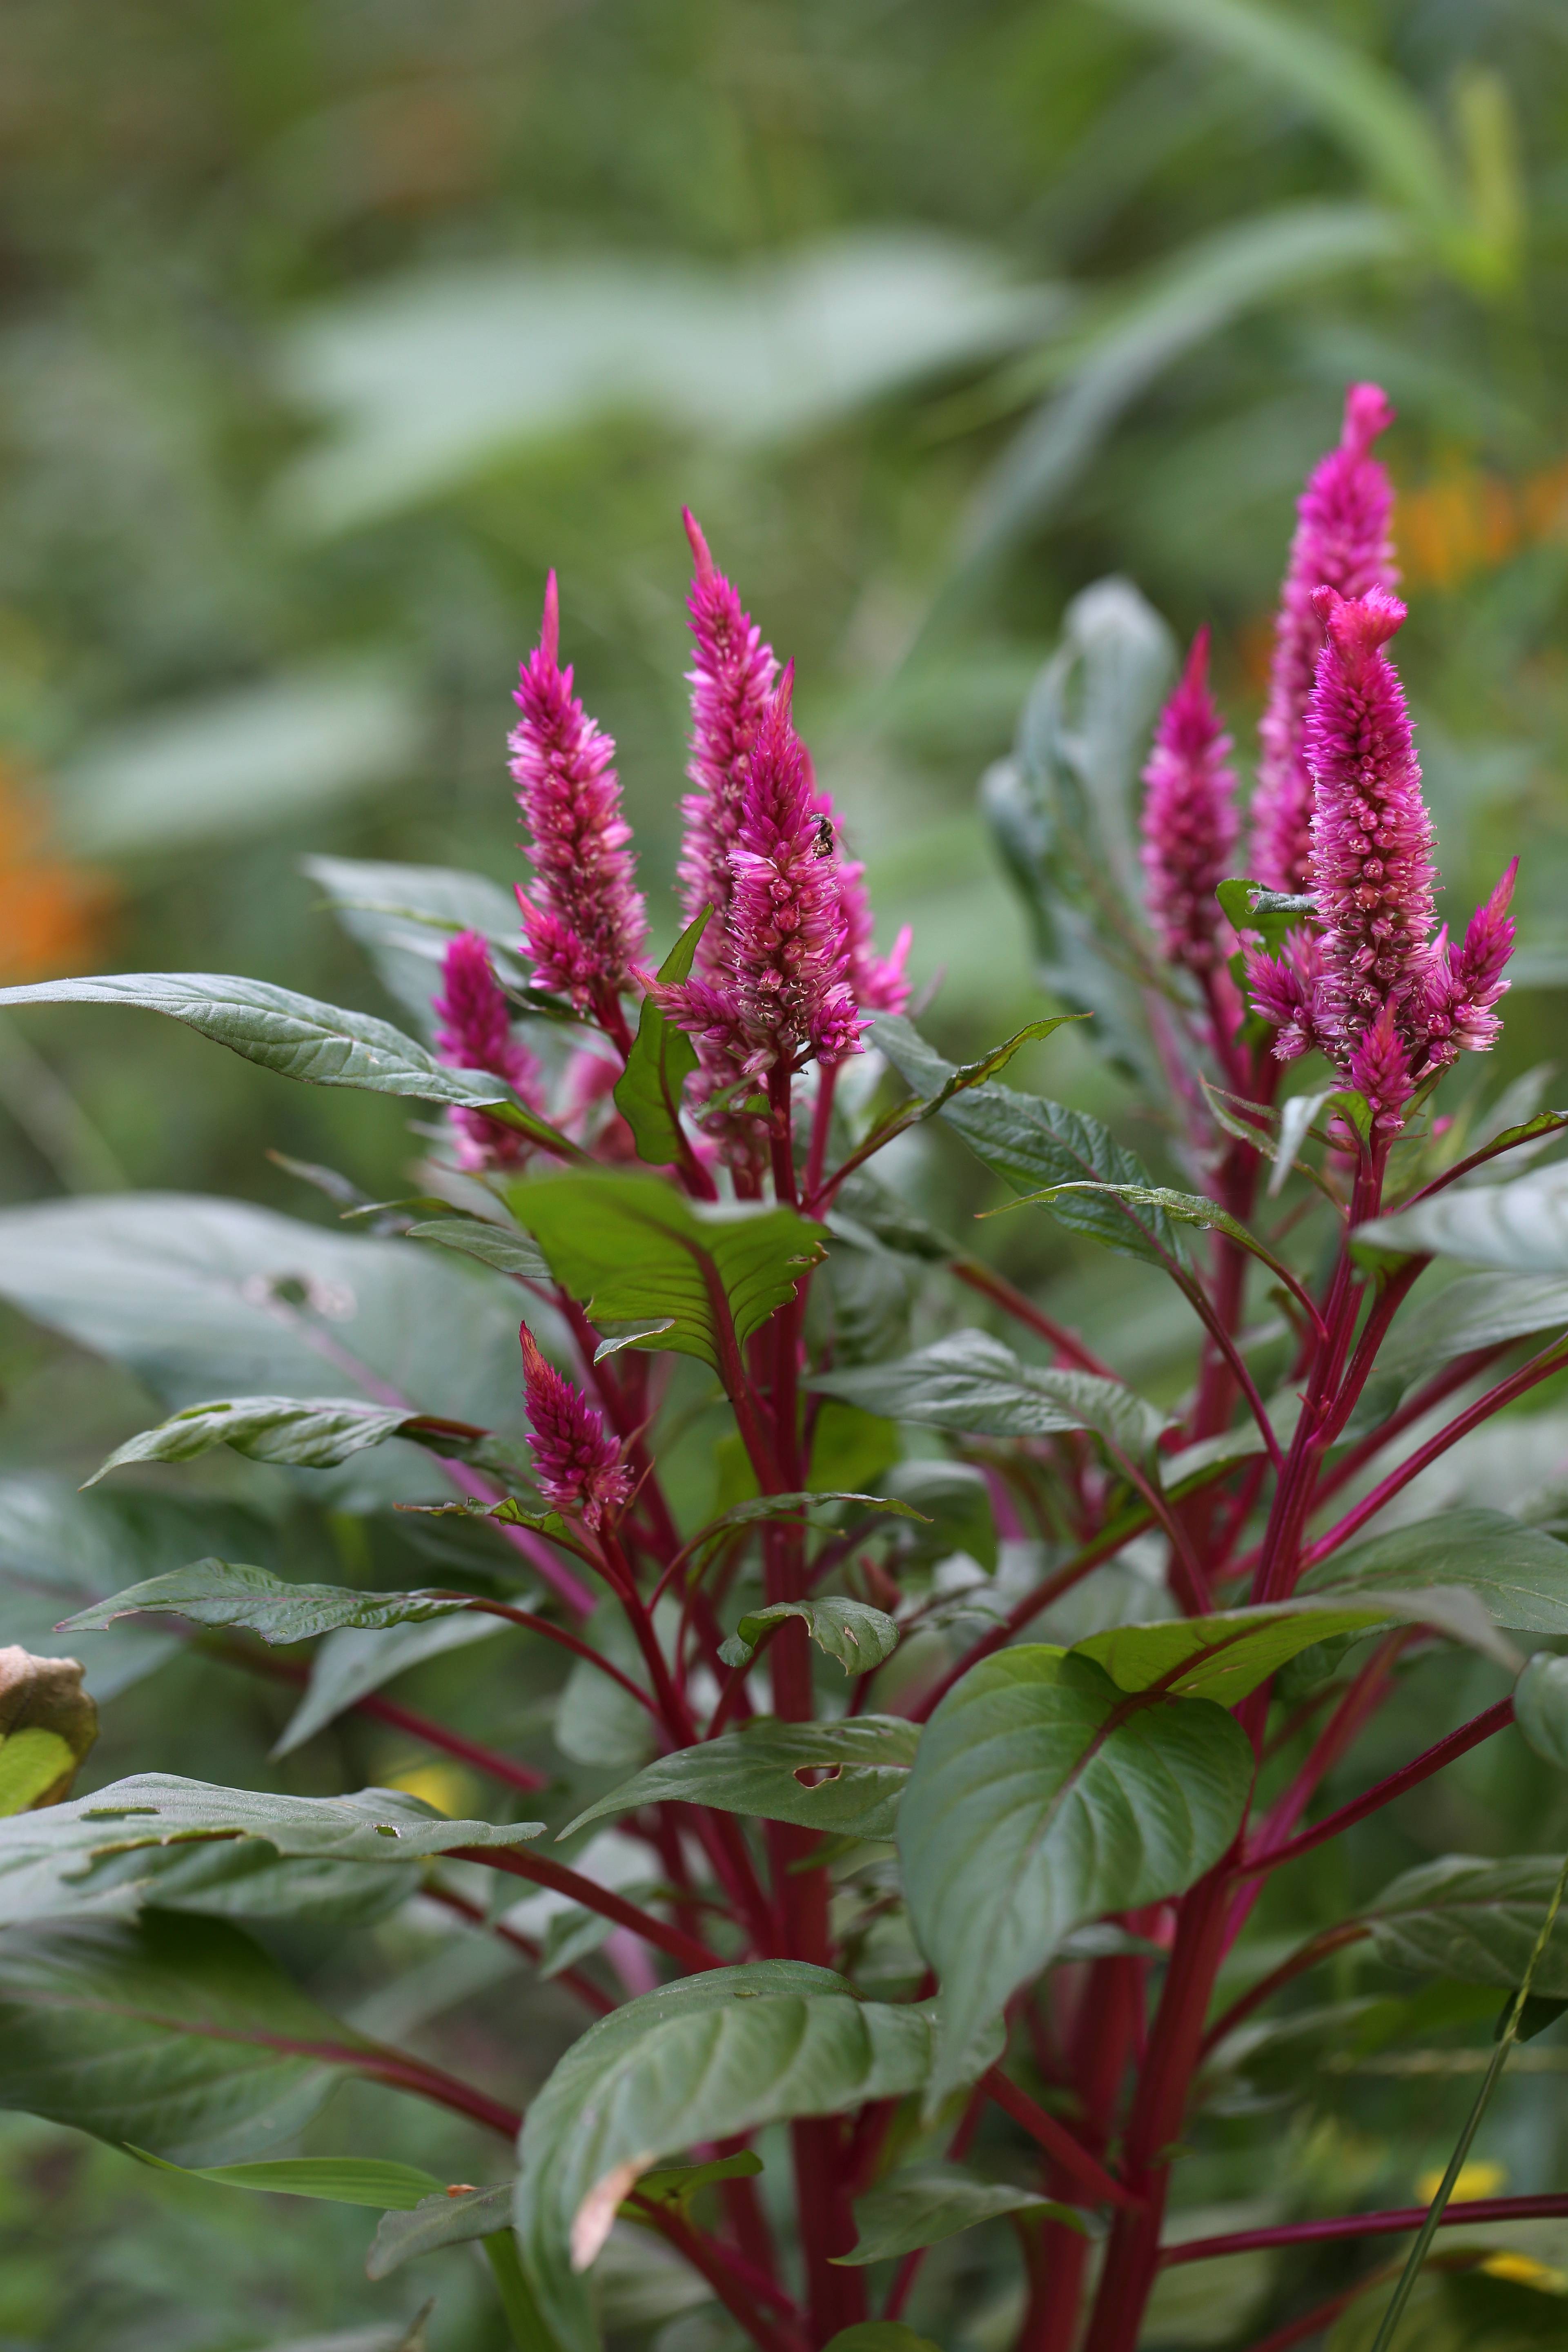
(1355, 1168), (1568, 1274)
(1326, 2265), (1567, 2352)
(898, 1645), (1253, 2098)
(0, 1912), (367, 2163)
(878, 1459), (998, 1572)
(514, 1962), (948, 2352)
(1377, 1273), (1568, 1384)
(130, 2149), (444, 2208)
(1303, 1510), (1568, 1633)
(368, 2183), (515, 2278)
(0, 1193), (526, 1439)
(0, 1772), (542, 1927)
(407, 1219), (551, 1281)
(1270, 1087), (1370, 1197)
(833, 2160), (1089, 2264)
(83, 1395), (515, 1487)
(1215, 877), (1316, 958)
(0, 972), (580, 1156)
(301, 853), (531, 1031)
(272, 1616), (508, 1757)
(504, 1173), (825, 1370)
(1071, 1594), (1520, 1703)
(558, 1716), (922, 1844)
(935, 1080), (1194, 1270)
(58, 1559), (492, 1646)
(1513, 1653), (1568, 1771)
(717, 1597), (900, 1675)
(0, 1649), (97, 1816)
(1362, 1855), (1568, 1998)
(613, 909), (710, 1167)
(684, 1489), (929, 1562)
(630, 2150), (765, 2210)
(990, 1179), (1312, 1313)
(812, 1331), (1165, 1457)
(856, 1011), (1086, 1165)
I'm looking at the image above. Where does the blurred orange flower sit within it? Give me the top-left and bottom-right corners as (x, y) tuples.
(0, 757), (113, 984)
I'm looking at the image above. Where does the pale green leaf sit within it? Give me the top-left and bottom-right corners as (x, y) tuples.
(1377, 1273), (1568, 1385)
(58, 1560), (490, 1647)
(131, 2150), (444, 2208)
(272, 1616), (508, 1757)
(812, 1331), (1164, 1457)
(834, 2160), (1089, 2263)
(1303, 1510), (1568, 1633)
(718, 1597), (900, 1675)
(1355, 1168), (1568, 1274)
(407, 1219), (551, 1280)
(1513, 1653), (1568, 1772)
(83, 1395), (514, 1487)
(1363, 1855), (1568, 1997)
(1073, 1593), (1519, 1703)
(368, 2183), (514, 2278)
(613, 910), (709, 1167)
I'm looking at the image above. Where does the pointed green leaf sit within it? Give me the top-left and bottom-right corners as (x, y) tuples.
(1362, 1855), (1568, 1996)
(1302, 1510), (1568, 1633)
(83, 1396), (515, 1487)
(504, 1173), (825, 1368)
(559, 1716), (922, 1844)
(834, 2160), (1090, 2264)
(812, 1331), (1164, 1456)
(1355, 1167), (1568, 1274)
(0, 1912), (365, 2163)
(613, 910), (710, 1167)
(989, 1179), (1312, 1312)
(368, 2183), (515, 2278)
(130, 2150), (444, 2208)
(718, 1597), (900, 1675)
(1513, 1653), (1568, 1771)
(272, 1615), (508, 1757)
(939, 1083), (1192, 1270)
(1377, 1272), (1568, 1384)
(1072, 1592), (1519, 1704)
(878, 1460), (998, 1572)
(514, 1962), (948, 2352)
(1215, 877), (1315, 957)
(899, 1645), (1252, 2098)
(0, 972), (582, 1156)
(407, 1219), (551, 1280)
(58, 1560), (491, 1646)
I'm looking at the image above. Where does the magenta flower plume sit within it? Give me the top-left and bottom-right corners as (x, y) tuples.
(1250, 383), (1398, 893)
(509, 572), (647, 1013)
(677, 510), (778, 968)
(519, 1321), (630, 1530)
(664, 669), (863, 1078)
(1140, 627), (1239, 974)
(433, 929), (542, 1170)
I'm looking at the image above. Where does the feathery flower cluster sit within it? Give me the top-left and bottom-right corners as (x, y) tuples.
(664, 671), (863, 1079)
(1250, 383), (1399, 894)
(509, 575), (646, 1011)
(519, 1321), (630, 1529)
(1139, 628), (1239, 974)
(677, 510), (778, 969)
(433, 929), (541, 1170)
(1247, 586), (1515, 1126)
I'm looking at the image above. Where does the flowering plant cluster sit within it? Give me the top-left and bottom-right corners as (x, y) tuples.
(1, 390), (1567, 2352)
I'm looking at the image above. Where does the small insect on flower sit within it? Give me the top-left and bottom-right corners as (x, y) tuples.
(813, 813), (835, 859)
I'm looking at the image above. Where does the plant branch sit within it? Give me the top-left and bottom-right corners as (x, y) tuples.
(1159, 2192), (1568, 2264)
(950, 1256), (1119, 1378)
(1200, 1923), (1372, 2057)
(454, 1842), (724, 1973)
(980, 2067), (1143, 2211)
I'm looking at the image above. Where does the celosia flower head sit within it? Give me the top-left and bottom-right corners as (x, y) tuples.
(519, 1320), (630, 1530)
(1139, 627), (1239, 973)
(1250, 384), (1398, 893)
(677, 510), (778, 972)
(1246, 585), (1515, 1127)
(510, 573), (646, 1011)
(663, 669), (863, 1078)
(433, 929), (542, 1170)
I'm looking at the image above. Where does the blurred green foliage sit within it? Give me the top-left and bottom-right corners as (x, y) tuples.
(3, 3), (1568, 2348)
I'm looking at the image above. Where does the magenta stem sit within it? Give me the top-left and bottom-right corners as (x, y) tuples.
(1161, 2192), (1568, 2265)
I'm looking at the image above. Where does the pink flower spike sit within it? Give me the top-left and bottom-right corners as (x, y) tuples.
(1347, 998), (1414, 1131)
(677, 511), (779, 967)
(510, 572), (647, 1015)
(1245, 930), (1321, 1062)
(1303, 584), (1435, 1071)
(433, 929), (542, 1171)
(519, 1321), (631, 1531)
(1430, 856), (1518, 1061)
(1139, 626), (1240, 974)
(1250, 383), (1399, 893)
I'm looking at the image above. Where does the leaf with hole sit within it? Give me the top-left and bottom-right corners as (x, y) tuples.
(504, 1173), (825, 1371)
(513, 1961), (950, 2352)
(559, 1716), (922, 1844)
(899, 1645), (1253, 2098)
(717, 1597), (900, 1674)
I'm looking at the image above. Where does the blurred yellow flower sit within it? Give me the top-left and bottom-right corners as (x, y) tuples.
(1414, 2157), (1508, 2204)
(384, 1763), (480, 1820)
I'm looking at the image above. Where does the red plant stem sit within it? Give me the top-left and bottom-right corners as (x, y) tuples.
(804, 1060), (838, 1207)
(463, 1597), (664, 1721)
(207, 1636), (551, 1794)
(1160, 2193), (1568, 2264)
(423, 1877), (616, 2014)
(980, 2067), (1142, 2212)
(1200, 1922), (1372, 2058)
(909, 1515), (1154, 1722)
(649, 2207), (811, 2352)
(1307, 1343), (1514, 1515)
(1296, 1338), (1568, 1577)
(456, 1842), (723, 1973)
(1234, 1696), (1516, 1881)
(1080, 1864), (1233, 2352)
(951, 1256), (1118, 1378)
(350, 2047), (523, 2139)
